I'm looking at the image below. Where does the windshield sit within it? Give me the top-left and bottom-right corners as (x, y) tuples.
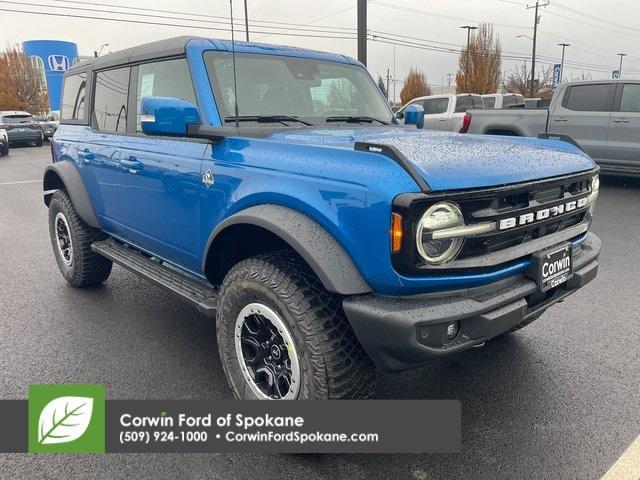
(3, 115), (35, 124)
(204, 52), (392, 125)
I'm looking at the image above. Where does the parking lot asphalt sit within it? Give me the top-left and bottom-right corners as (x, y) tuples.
(0, 145), (638, 479)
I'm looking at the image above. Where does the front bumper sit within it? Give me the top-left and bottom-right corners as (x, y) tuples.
(343, 232), (601, 372)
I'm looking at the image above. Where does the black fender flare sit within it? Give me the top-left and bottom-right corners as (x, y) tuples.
(205, 204), (372, 295)
(43, 161), (101, 229)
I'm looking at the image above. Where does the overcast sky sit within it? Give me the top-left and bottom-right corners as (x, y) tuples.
(2, 0), (639, 102)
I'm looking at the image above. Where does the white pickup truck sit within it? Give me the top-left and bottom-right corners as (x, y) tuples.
(395, 93), (484, 132)
(481, 93), (525, 109)
(463, 80), (640, 176)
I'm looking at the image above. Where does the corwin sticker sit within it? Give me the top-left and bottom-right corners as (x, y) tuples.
(28, 384), (105, 453)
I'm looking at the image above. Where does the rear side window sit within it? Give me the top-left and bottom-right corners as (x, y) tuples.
(483, 96), (496, 109)
(93, 67), (130, 133)
(61, 73), (87, 121)
(455, 96), (479, 112)
(136, 58), (197, 132)
(619, 84), (640, 113)
(563, 84), (612, 112)
(503, 95), (525, 108)
(425, 98), (448, 115)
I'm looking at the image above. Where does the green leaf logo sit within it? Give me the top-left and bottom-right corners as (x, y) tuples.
(37, 396), (94, 445)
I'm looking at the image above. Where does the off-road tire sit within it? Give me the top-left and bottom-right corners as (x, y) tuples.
(48, 189), (112, 287)
(217, 250), (376, 400)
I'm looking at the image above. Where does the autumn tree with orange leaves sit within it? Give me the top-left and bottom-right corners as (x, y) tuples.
(400, 67), (432, 106)
(0, 44), (49, 114)
(455, 23), (502, 94)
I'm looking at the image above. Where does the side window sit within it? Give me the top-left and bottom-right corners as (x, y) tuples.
(483, 96), (496, 109)
(136, 58), (197, 132)
(60, 73), (87, 121)
(93, 67), (130, 133)
(455, 96), (474, 112)
(425, 98), (448, 115)
(619, 84), (640, 113)
(563, 84), (612, 112)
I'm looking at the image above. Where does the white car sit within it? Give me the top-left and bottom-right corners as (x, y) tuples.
(396, 94), (484, 132)
(0, 124), (8, 155)
(482, 93), (526, 109)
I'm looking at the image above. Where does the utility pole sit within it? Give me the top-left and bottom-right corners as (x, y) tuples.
(393, 44), (396, 104)
(357, 0), (367, 65)
(386, 68), (390, 101)
(460, 26), (478, 92)
(618, 53), (627, 77)
(527, 1), (548, 97)
(558, 43), (570, 82)
(243, 0), (249, 41)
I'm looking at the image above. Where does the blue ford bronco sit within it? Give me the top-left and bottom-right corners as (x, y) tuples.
(44, 37), (601, 400)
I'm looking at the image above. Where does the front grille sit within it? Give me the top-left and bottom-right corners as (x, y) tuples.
(391, 170), (597, 276)
(457, 176), (591, 259)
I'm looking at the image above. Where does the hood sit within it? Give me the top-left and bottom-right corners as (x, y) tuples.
(265, 126), (596, 191)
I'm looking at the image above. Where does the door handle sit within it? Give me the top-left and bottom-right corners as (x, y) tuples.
(438, 118), (447, 122)
(613, 117), (630, 123)
(553, 117), (568, 122)
(78, 149), (95, 163)
(121, 157), (143, 172)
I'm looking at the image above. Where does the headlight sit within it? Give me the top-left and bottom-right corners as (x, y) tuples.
(416, 202), (465, 265)
(589, 174), (599, 215)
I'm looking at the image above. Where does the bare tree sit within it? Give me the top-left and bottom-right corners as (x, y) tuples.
(502, 62), (554, 98)
(0, 44), (49, 113)
(400, 67), (432, 106)
(455, 23), (502, 94)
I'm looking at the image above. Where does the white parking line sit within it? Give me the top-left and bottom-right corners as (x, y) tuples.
(0, 180), (40, 186)
(601, 435), (640, 480)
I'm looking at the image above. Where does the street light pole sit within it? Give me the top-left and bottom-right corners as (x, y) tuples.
(460, 25), (478, 92)
(558, 43), (570, 83)
(357, 0), (367, 66)
(618, 53), (627, 77)
(243, 0), (249, 41)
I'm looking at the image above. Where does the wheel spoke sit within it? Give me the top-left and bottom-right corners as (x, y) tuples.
(235, 304), (300, 400)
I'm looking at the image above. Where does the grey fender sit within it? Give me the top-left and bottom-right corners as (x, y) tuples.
(205, 204), (372, 295)
(43, 161), (101, 229)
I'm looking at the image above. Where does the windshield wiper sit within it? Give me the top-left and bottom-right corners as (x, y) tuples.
(224, 115), (315, 126)
(325, 116), (389, 125)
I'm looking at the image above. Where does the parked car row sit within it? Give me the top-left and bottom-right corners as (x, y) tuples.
(395, 93), (484, 132)
(463, 79), (640, 176)
(0, 110), (55, 156)
(395, 92), (535, 133)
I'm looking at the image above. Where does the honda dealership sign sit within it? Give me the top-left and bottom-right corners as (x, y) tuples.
(22, 40), (79, 111)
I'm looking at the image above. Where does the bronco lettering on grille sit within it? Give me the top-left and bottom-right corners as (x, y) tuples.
(498, 197), (589, 231)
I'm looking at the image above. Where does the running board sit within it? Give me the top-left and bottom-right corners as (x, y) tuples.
(91, 239), (219, 316)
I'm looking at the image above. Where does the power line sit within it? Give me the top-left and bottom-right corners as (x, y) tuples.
(549, 1), (640, 34)
(0, 6), (357, 40)
(369, 0), (531, 29)
(4, 0), (358, 36)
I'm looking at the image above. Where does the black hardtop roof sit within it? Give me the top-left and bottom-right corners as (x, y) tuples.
(67, 36), (196, 73)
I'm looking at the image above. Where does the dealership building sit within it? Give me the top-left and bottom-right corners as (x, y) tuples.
(22, 40), (81, 112)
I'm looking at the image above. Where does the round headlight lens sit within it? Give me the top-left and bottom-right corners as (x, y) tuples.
(416, 202), (465, 265)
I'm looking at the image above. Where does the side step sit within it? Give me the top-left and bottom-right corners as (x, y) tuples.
(91, 239), (219, 316)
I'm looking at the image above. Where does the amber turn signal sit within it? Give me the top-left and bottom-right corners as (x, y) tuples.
(391, 212), (403, 253)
